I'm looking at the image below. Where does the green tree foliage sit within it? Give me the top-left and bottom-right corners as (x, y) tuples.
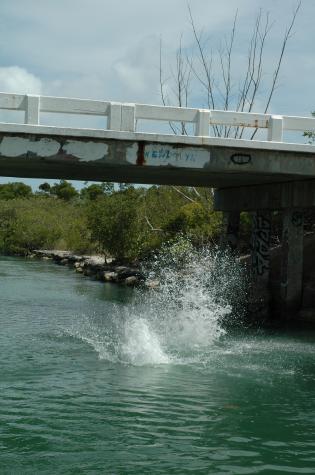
(0, 197), (93, 255)
(87, 187), (144, 261)
(80, 182), (114, 201)
(38, 182), (51, 193)
(50, 180), (79, 201)
(142, 186), (221, 244)
(0, 182), (226, 259)
(163, 201), (222, 244)
(86, 185), (223, 260)
(0, 182), (33, 200)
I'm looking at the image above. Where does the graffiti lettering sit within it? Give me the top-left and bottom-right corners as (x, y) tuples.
(251, 213), (271, 277)
(231, 153), (252, 165)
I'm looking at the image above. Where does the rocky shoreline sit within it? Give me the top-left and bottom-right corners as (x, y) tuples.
(30, 250), (147, 287)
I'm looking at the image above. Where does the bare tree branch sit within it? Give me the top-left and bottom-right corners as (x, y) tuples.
(159, 0), (302, 142)
(172, 186), (197, 203)
(251, 0), (302, 139)
(159, 37), (178, 135)
(144, 214), (163, 232)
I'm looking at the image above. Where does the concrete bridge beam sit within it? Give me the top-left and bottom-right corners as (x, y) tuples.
(214, 180), (315, 211)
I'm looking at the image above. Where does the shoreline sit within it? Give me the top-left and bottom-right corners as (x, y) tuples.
(30, 249), (147, 287)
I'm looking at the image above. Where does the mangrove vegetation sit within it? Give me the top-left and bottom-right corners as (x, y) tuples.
(0, 181), (230, 260)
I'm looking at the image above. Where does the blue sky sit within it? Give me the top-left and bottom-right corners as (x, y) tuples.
(0, 0), (314, 189)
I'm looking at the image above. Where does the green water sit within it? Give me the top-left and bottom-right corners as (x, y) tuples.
(1, 256), (315, 474)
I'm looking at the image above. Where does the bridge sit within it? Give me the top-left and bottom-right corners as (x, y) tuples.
(0, 91), (315, 319)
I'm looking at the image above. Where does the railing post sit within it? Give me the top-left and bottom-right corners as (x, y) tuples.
(121, 104), (135, 132)
(195, 109), (210, 136)
(25, 94), (40, 125)
(268, 115), (283, 142)
(108, 102), (121, 131)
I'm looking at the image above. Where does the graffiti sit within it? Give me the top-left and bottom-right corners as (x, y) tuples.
(230, 153), (252, 165)
(127, 144), (210, 168)
(251, 213), (271, 277)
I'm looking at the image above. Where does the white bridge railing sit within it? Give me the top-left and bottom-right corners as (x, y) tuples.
(0, 92), (314, 143)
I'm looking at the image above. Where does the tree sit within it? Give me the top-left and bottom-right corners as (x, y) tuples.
(159, 2), (302, 139)
(0, 197), (93, 255)
(38, 182), (51, 194)
(87, 188), (143, 261)
(50, 180), (79, 201)
(0, 182), (33, 200)
(81, 183), (105, 201)
(80, 182), (115, 200)
(118, 183), (134, 192)
(163, 201), (222, 245)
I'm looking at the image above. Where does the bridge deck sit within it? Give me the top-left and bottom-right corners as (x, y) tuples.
(0, 92), (314, 187)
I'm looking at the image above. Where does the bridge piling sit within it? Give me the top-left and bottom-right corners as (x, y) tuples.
(220, 211), (240, 251)
(214, 184), (312, 320)
(248, 211), (272, 319)
(280, 209), (304, 318)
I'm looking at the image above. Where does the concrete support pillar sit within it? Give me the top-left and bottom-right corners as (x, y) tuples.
(249, 211), (271, 319)
(220, 211), (240, 251)
(280, 209), (304, 318)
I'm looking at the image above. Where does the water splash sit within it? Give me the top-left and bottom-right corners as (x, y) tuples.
(121, 318), (170, 365)
(65, 241), (246, 365)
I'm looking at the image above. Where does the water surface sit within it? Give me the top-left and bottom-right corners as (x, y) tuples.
(1, 256), (315, 474)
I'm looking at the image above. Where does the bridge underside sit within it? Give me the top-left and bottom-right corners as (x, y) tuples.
(0, 128), (314, 187)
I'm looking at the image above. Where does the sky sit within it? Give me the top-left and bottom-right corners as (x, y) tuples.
(0, 0), (314, 189)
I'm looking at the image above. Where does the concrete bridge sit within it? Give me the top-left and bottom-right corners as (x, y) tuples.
(0, 92), (315, 318)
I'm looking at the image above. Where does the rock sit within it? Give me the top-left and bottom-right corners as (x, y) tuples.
(146, 279), (160, 289)
(115, 266), (128, 273)
(68, 255), (84, 264)
(103, 271), (118, 282)
(32, 249), (144, 288)
(125, 276), (138, 286)
(52, 251), (71, 261)
(83, 267), (96, 277)
(85, 256), (106, 266)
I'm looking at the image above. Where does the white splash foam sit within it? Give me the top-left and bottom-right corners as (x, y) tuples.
(120, 318), (169, 365)
(65, 242), (245, 366)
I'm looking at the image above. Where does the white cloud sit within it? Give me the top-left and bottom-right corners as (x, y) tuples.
(0, 66), (42, 94)
(0, 0), (313, 114)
